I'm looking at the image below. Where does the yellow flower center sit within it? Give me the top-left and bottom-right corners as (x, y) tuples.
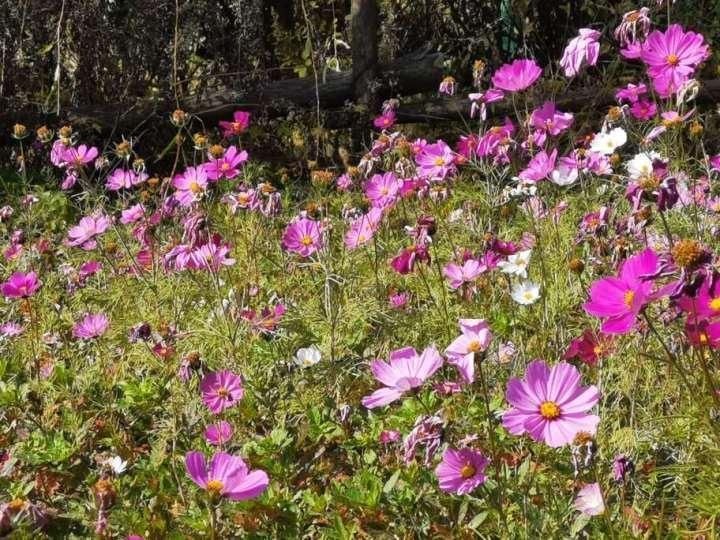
(623, 290), (635, 308)
(189, 181), (202, 194)
(710, 297), (720, 312)
(539, 401), (561, 420)
(467, 340), (482, 353)
(232, 122), (243, 133)
(221, 162), (231, 171)
(301, 235), (313, 246)
(434, 157), (446, 166)
(523, 291), (535, 301)
(699, 332), (709, 345)
(206, 479), (224, 494)
(217, 387), (230, 398)
(460, 463), (476, 479)
(666, 54), (679, 66)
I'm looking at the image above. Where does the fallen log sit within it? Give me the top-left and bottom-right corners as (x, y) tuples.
(0, 48), (446, 142)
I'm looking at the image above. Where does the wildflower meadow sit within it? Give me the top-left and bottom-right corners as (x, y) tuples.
(2, 0), (720, 538)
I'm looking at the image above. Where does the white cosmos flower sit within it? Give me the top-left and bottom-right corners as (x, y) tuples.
(589, 127), (627, 155)
(498, 250), (532, 278)
(294, 345), (322, 368)
(550, 164), (579, 186)
(511, 281), (541, 305)
(106, 456), (128, 475)
(626, 151), (662, 179)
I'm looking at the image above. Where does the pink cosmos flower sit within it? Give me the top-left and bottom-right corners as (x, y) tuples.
(530, 102), (574, 136)
(200, 370), (244, 414)
(491, 59), (542, 92)
(388, 291), (410, 310)
(73, 313), (110, 340)
(415, 141), (457, 180)
(361, 346), (443, 408)
(204, 146), (249, 181)
(435, 448), (489, 495)
(373, 110), (397, 130)
(519, 149), (557, 182)
(379, 430), (401, 444)
(560, 28), (601, 77)
(640, 24), (710, 97)
(106, 169), (147, 191)
(573, 483), (605, 516)
(185, 451), (268, 500)
(584, 248), (660, 334)
(0, 322), (24, 337)
(615, 82), (648, 104)
(620, 41), (643, 60)
(364, 172), (401, 208)
(173, 166), (209, 207)
(219, 111), (251, 138)
(442, 259), (485, 290)
(63, 144), (99, 168)
(281, 217), (324, 257)
(502, 360), (600, 447)
(66, 214), (112, 250)
(78, 261), (103, 280)
(468, 89), (504, 120)
(120, 204), (146, 225)
(205, 421), (234, 446)
(191, 234), (236, 271)
(344, 210), (382, 250)
(629, 99), (657, 121)
(444, 319), (492, 383)
(1, 271), (40, 299)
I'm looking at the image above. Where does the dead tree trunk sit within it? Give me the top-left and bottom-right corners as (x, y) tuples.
(350, 0), (379, 108)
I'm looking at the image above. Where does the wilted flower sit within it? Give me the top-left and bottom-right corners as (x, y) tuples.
(560, 28), (601, 77)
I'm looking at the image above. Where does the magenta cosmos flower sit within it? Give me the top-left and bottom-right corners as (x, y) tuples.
(444, 319), (492, 384)
(519, 149), (557, 182)
(204, 146), (249, 181)
(185, 451), (268, 500)
(67, 214), (112, 250)
(205, 421), (234, 446)
(502, 360), (600, 448)
(73, 313), (110, 340)
(1, 271), (41, 299)
(583, 248), (660, 334)
(640, 24), (710, 97)
(219, 110), (251, 138)
(560, 28), (601, 78)
(442, 259), (486, 290)
(435, 447), (489, 495)
(491, 59), (542, 92)
(63, 144), (99, 168)
(281, 217), (324, 257)
(362, 346), (443, 408)
(200, 370), (244, 414)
